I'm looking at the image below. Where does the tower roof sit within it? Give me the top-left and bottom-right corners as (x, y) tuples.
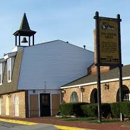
(19, 13), (31, 31)
(13, 13), (36, 36)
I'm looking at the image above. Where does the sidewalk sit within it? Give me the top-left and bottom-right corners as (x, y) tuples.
(0, 116), (130, 130)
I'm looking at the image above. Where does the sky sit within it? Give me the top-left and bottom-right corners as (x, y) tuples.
(0, 0), (130, 65)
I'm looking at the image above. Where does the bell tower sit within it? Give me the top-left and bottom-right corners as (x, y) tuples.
(13, 13), (36, 46)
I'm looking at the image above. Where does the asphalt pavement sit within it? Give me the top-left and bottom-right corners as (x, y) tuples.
(0, 122), (58, 130)
(0, 118), (92, 130)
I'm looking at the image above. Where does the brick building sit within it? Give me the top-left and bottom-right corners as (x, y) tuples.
(61, 64), (130, 103)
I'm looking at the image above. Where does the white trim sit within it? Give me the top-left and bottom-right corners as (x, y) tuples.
(12, 46), (23, 52)
(28, 91), (30, 118)
(50, 92), (52, 116)
(4, 52), (16, 60)
(61, 76), (130, 89)
(7, 58), (12, 82)
(38, 93), (40, 117)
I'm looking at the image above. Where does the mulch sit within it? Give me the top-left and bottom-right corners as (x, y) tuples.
(1, 116), (130, 130)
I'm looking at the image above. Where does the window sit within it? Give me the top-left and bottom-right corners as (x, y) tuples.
(7, 58), (12, 82)
(0, 99), (1, 115)
(0, 63), (3, 85)
(6, 96), (9, 115)
(116, 85), (130, 102)
(123, 94), (129, 101)
(0, 59), (5, 85)
(4, 52), (16, 83)
(14, 96), (19, 116)
(70, 91), (79, 102)
(7, 57), (15, 82)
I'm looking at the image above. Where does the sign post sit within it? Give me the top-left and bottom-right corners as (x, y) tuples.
(94, 11), (123, 122)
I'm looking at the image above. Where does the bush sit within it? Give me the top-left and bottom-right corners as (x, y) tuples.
(82, 103), (112, 118)
(120, 101), (130, 117)
(101, 103), (111, 118)
(81, 103), (98, 117)
(59, 102), (87, 117)
(110, 103), (120, 118)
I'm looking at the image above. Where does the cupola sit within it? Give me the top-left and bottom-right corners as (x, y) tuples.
(13, 13), (36, 46)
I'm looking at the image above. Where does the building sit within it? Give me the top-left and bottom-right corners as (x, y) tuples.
(0, 14), (94, 118)
(61, 64), (130, 104)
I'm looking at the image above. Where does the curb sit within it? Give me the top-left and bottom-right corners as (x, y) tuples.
(54, 125), (95, 130)
(0, 118), (37, 125)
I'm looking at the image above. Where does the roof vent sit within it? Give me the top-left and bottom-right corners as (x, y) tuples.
(83, 45), (86, 49)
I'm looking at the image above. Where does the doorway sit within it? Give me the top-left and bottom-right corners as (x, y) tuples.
(40, 93), (50, 116)
(90, 88), (97, 103)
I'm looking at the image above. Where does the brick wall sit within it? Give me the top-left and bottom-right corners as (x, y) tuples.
(87, 64), (111, 75)
(63, 79), (130, 104)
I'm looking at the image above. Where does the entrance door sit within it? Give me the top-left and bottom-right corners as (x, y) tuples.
(40, 93), (50, 116)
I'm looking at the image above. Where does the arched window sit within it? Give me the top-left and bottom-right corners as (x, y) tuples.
(116, 85), (129, 102)
(90, 88), (97, 103)
(70, 91), (78, 102)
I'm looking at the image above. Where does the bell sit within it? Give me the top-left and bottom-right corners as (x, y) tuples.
(21, 37), (28, 43)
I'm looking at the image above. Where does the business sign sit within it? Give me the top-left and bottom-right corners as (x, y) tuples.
(99, 18), (120, 65)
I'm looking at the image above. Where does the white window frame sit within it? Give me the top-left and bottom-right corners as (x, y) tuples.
(7, 58), (12, 82)
(0, 63), (2, 85)
(0, 62), (5, 85)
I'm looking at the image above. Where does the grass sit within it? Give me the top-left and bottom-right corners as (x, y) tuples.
(55, 116), (121, 124)
(63, 117), (96, 122)
(90, 119), (120, 123)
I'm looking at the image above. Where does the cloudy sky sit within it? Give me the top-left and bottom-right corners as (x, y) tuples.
(0, 0), (130, 65)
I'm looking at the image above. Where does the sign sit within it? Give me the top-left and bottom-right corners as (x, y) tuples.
(99, 18), (119, 65)
(94, 12), (122, 123)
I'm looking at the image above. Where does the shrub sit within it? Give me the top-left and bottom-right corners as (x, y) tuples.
(120, 101), (130, 117)
(110, 102), (120, 118)
(59, 102), (87, 117)
(59, 103), (73, 116)
(101, 103), (111, 118)
(82, 103), (112, 118)
(81, 103), (98, 117)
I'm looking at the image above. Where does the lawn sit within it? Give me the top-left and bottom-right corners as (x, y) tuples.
(55, 116), (121, 123)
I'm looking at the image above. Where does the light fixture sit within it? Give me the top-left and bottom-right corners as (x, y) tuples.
(8, 94), (11, 98)
(0, 95), (3, 99)
(61, 89), (66, 94)
(104, 83), (109, 90)
(79, 86), (85, 92)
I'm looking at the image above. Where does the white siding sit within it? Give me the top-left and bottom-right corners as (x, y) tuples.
(18, 40), (94, 89)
